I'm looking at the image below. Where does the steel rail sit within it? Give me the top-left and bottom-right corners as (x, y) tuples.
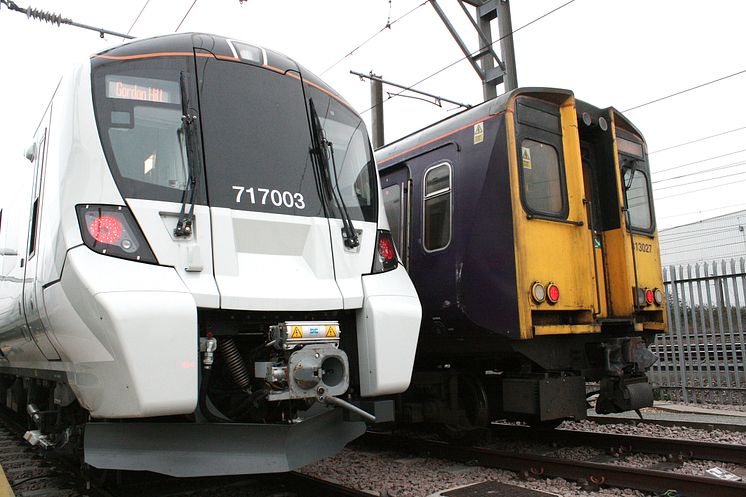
(490, 423), (746, 464)
(362, 432), (746, 497)
(586, 414), (746, 432)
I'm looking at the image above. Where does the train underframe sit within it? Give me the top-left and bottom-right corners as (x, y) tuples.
(398, 328), (659, 431)
(0, 308), (392, 476)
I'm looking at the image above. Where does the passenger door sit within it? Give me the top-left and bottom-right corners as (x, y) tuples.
(23, 125), (61, 360)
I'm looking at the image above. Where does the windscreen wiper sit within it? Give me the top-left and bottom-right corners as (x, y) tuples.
(309, 99), (360, 248)
(174, 71), (198, 237)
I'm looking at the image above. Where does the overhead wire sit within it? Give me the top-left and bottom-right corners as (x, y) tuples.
(623, 67), (746, 113)
(655, 177), (746, 201)
(649, 125), (746, 155)
(653, 160), (746, 184)
(319, 0), (429, 76)
(359, 0), (577, 115)
(654, 169), (746, 192)
(175, 0), (198, 32)
(126, 0), (151, 36)
(652, 148), (746, 175)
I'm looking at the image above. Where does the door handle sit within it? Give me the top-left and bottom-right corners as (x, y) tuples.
(0, 248), (18, 256)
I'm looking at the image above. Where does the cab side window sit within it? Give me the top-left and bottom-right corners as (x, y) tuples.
(423, 163), (451, 251)
(515, 98), (568, 220)
(520, 139), (563, 215)
(383, 184), (402, 250)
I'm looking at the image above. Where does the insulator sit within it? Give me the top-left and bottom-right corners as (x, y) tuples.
(220, 337), (251, 391)
(25, 6), (67, 26)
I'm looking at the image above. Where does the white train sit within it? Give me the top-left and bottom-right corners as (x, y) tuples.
(0, 33), (421, 476)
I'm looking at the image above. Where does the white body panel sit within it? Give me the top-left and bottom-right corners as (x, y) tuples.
(356, 265), (421, 396)
(211, 208), (343, 310)
(47, 247), (198, 417)
(126, 200), (219, 308)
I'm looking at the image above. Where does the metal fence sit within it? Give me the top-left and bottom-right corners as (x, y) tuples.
(649, 258), (746, 404)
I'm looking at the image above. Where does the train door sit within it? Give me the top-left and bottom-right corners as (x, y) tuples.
(577, 120), (618, 320)
(508, 95), (598, 338)
(604, 117), (664, 325)
(381, 165), (411, 268)
(22, 123), (60, 360)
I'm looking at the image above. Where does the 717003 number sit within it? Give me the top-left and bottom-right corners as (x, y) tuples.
(232, 186), (305, 210)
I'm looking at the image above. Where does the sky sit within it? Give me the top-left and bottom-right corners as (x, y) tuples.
(1, 0), (746, 231)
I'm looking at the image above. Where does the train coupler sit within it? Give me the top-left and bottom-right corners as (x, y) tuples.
(595, 374), (653, 414)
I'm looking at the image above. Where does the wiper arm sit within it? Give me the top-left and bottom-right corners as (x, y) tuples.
(175, 71), (198, 237)
(309, 98), (359, 248)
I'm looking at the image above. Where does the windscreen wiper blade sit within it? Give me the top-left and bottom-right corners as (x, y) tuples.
(175, 71), (198, 237)
(309, 98), (360, 248)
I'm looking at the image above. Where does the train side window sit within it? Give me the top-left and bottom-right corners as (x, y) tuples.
(423, 163), (451, 251)
(624, 169), (652, 231)
(520, 139), (563, 215)
(383, 184), (402, 250)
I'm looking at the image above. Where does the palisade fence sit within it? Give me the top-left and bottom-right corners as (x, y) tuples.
(649, 258), (746, 404)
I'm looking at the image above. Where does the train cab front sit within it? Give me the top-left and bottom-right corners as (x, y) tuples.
(503, 90), (662, 419)
(60, 33), (421, 477)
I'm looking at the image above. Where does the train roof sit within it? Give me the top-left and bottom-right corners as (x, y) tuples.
(376, 87), (573, 164)
(91, 32), (343, 108)
(376, 88), (648, 166)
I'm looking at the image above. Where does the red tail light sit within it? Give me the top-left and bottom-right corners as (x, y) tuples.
(645, 289), (654, 305)
(88, 215), (123, 244)
(546, 283), (560, 304)
(76, 204), (157, 264)
(378, 236), (395, 262)
(372, 230), (398, 273)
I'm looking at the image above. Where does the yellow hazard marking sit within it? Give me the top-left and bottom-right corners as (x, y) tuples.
(291, 326), (303, 339)
(325, 326), (337, 337)
(0, 464), (15, 497)
(522, 147), (532, 169)
(473, 122), (484, 144)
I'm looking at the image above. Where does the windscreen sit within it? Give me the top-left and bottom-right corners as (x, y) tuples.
(92, 54), (377, 223)
(618, 135), (653, 232)
(92, 57), (195, 204)
(197, 57), (377, 222)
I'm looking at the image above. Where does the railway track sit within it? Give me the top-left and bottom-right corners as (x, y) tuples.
(0, 410), (90, 497)
(490, 423), (746, 465)
(361, 431), (746, 497)
(586, 413), (746, 432)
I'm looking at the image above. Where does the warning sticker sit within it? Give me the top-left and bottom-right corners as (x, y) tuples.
(521, 147), (532, 169)
(473, 122), (484, 144)
(283, 321), (341, 345)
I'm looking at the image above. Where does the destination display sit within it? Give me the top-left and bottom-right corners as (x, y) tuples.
(105, 75), (179, 104)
